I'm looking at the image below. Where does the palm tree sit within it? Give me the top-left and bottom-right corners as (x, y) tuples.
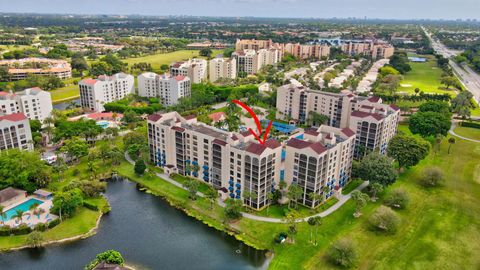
(29, 202), (40, 216)
(308, 216), (322, 245)
(266, 192), (275, 215)
(205, 186), (218, 210)
(243, 190), (258, 210)
(351, 190), (369, 218)
(13, 209), (24, 223)
(0, 206), (6, 225)
(448, 137), (456, 154)
(308, 192), (322, 208)
(322, 186), (330, 202)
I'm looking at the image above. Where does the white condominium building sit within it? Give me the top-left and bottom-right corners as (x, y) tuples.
(341, 41), (395, 59)
(284, 125), (355, 207)
(232, 49), (281, 75)
(170, 59), (207, 84)
(209, 58), (237, 82)
(79, 73), (134, 112)
(137, 72), (191, 106)
(276, 84), (400, 158)
(0, 88), (53, 122)
(235, 39), (331, 59)
(0, 113), (33, 151)
(147, 112), (282, 210)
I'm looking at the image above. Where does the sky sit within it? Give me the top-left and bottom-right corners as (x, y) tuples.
(0, 0), (478, 20)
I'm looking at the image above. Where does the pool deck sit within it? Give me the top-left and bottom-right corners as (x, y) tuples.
(1, 196), (58, 228)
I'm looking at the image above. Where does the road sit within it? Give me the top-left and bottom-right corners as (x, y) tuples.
(422, 26), (480, 104)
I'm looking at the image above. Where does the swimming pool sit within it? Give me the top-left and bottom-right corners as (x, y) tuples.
(96, 120), (110, 129)
(0, 198), (44, 222)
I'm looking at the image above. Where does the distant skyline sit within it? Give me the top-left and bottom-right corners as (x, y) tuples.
(1, 0), (479, 20)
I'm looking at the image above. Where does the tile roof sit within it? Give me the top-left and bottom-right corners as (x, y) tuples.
(245, 142), (267, 155)
(0, 187), (25, 203)
(341, 128), (355, 137)
(171, 126), (185, 132)
(351, 110), (383, 121)
(0, 113), (27, 122)
(304, 128), (320, 136)
(184, 114), (196, 120)
(81, 78), (97, 85)
(208, 112), (226, 122)
(390, 104), (400, 111)
(286, 138), (327, 154)
(212, 138), (227, 146)
(174, 75), (186, 81)
(147, 114), (162, 122)
(265, 139), (281, 149)
(367, 96), (381, 103)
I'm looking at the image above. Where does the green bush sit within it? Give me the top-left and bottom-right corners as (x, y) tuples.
(460, 121), (480, 129)
(327, 238), (357, 268)
(0, 225), (11, 236)
(12, 224), (32, 235)
(83, 201), (99, 211)
(34, 222), (47, 232)
(48, 218), (61, 229)
(368, 206), (401, 234)
(384, 188), (410, 209)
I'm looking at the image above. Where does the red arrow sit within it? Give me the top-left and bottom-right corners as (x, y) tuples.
(232, 100), (273, 145)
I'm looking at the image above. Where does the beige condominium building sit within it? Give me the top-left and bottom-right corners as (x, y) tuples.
(235, 39), (331, 59)
(0, 88), (53, 122)
(79, 72), (134, 112)
(147, 112), (282, 210)
(209, 58), (237, 82)
(0, 58), (72, 81)
(284, 125), (355, 207)
(137, 72), (191, 106)
(276, 84), (400, 158)
(232, 48), (281, 75)
(341, 41), (395, 59)
(170, 59), (207, 83)
(0, 113), (33, 152)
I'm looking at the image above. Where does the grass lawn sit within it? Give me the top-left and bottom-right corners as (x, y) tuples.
(471, 104), (480, 117)
(50, 84), (79, 103)
(454, 126), (480, 141)
(0, 207), (100, 251)
(398, 54), (452, 95)
(254, 198), (339, 219)
(123, 49), (223, 73)
(341, 179), (364, 195)
(0, 45), (33, 53)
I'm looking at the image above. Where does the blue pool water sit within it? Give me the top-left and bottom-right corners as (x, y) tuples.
(1, 198), (44, 222)
(96, 120), (110, 129)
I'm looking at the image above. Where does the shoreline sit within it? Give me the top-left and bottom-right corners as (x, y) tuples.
(0, 211), (103, 253)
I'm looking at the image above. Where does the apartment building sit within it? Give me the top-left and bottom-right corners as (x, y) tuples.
(235, 39), (331, 59)
(341, 41), (395, 59)
(170, 59), (207, 83)
(137, 72), (191, 106)
(0, 113), (33, 151)
(209, 58), (237, 82)
(284, 125), (355, 207)
(349, 97), (400, 157)
(147, 112), (282, 210)
(232, 49), (281, 75)
(283, 43), (330, 59)
(0, 58), (72, 81)
(79, 73), (134, 112)
(276, 84), (400, 158)
(0, 88), (53, 122)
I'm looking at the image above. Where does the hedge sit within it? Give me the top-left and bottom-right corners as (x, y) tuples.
(460, 121), (480, 129)
(83, 201), (99, 211)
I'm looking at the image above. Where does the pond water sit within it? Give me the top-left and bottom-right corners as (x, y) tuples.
(52, 98), (80, 110)
(0, 179), (269, 270)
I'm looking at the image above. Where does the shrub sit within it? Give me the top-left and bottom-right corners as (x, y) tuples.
(384, 188), (410, 209)
(26, 231), (44, 248)
(368, 206), (401, 234)
(460, 121), (480, 129)
(85, 250), (125, 270)
(83, 201), (99, 211)
(12, 224), (32, 235)
(34, 222), (47, 232)
(0, 225), (11, 236)
(134, 159), (147, 175)
(419, 167), (444, 187)
(326, 238), (357, 268)
(48, 218), (61, 229)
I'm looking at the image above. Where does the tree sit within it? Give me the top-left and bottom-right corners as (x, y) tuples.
(266, 192), (275, 215)
(387, 134), (430, 169)
(307, 216), (322, 245)
(385, 188), (409, 209)
(51, 188), (83, 221)
(409, 111), (451, 138)
(71, 53), (89, 72)
(26, 231), (44, 248)
(85, 250), (125, 270)
(389, 52), (411, 74)
(414, 88), (420, 95)
(224, 198), (242, 222)
(308, 192), (322, 207)
(420, 167), (444, 187)
(61, 137), (88, 163)
(368, 206), (400, 234)
(327, 238), (357, 268)
(287, 183), (303, 209)
(418, 101), (451, 115)
(351, 190), (369, 217)
(13, 209), (24, 223)
(283, 210), (300, 242)
(0, 149), (51, 192)
(307, 111), (329, 127)
(441, 76), (459, 89)
(183, 178), (200, 200)
(134, 159), (147, 175)
(451, 91), (474, 119)
(243, 190), (258, 209)
(357, 153), (398, 187)
(204, 186), (218, 209)
(369, 182), (384, 202)
(379, 66), (400, 76)
(199, 48), (212, 58)
(447, 137), (456, 154)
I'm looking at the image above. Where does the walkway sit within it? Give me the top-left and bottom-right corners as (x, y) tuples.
(449, 122), (480, 143)
(124, 152), (368, 223)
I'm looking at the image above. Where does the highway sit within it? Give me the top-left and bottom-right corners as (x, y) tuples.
(422, 26), (480, 104)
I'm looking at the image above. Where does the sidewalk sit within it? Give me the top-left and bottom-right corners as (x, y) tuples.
(124, 152), (368, 223)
